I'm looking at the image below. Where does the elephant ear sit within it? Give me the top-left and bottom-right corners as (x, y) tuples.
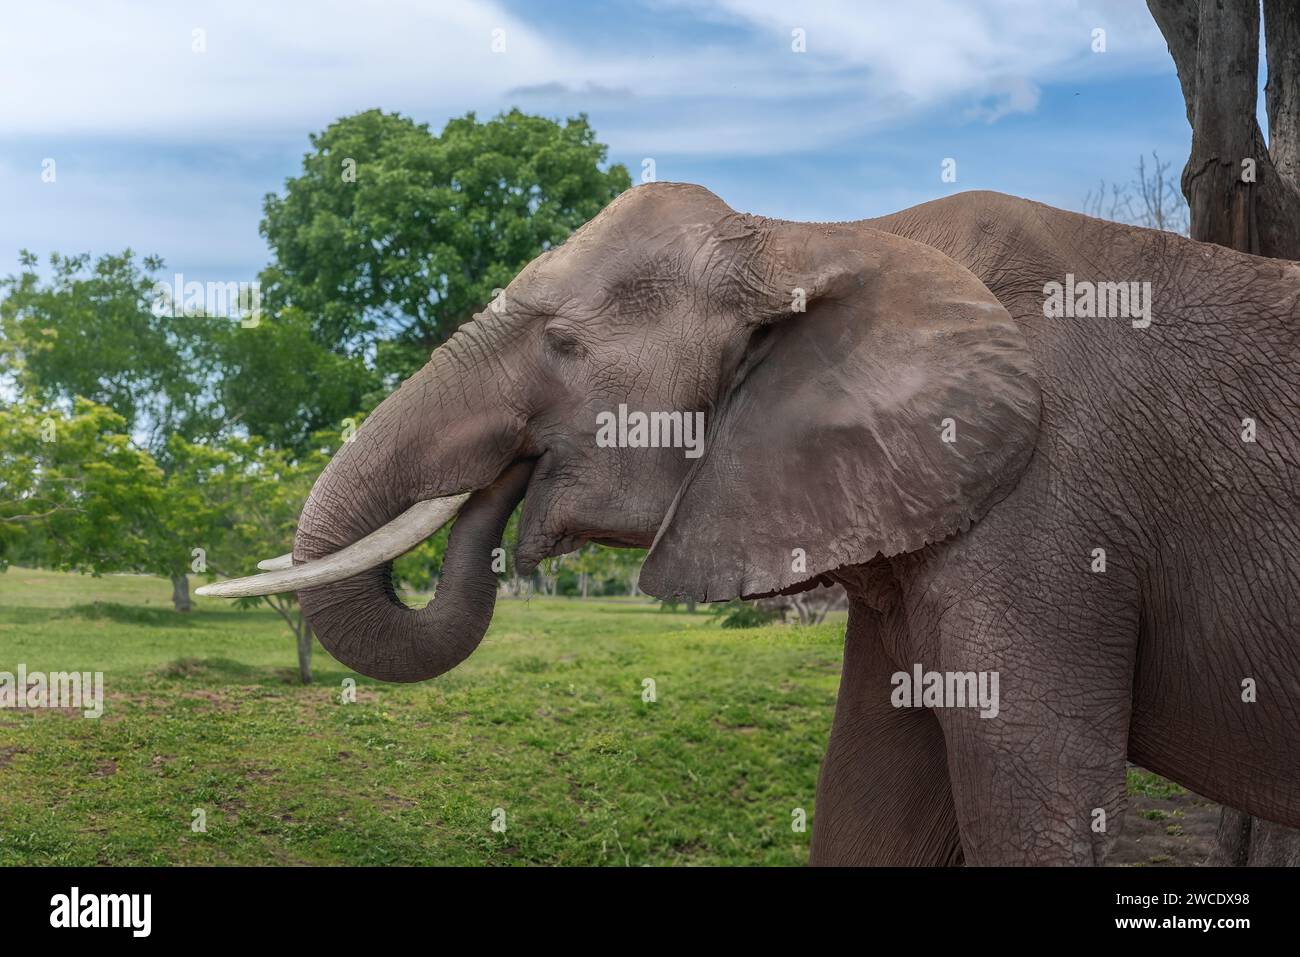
(638, 226), (1041, 602)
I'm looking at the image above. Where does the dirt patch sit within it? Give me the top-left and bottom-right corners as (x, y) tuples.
(1108, 791), (1221, 866)
(0, 745), (28, 768)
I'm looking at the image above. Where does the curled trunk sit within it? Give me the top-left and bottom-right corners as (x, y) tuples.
(296, 461), (529, 683)
(291, 315), (529, 682)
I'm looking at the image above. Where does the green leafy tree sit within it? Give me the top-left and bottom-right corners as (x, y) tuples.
(218, 431), (335, 684)
(0, 398), (161, 572)
(204, 306), (377, 456)
(150, 434), (274, 612)
(0, 251), (220, 461)
(1, 251), (237, 606)
(259, 108), (631, 380)
(0, 251), (368, 603)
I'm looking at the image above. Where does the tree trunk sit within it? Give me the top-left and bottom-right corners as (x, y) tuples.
(1265, 0), (1300, 187)
(1148, 0), (1300, 867)
(1182, 0), (1264, 252)
(296, 617), (314, 685)
(1211, 807), (1300, 866)
(580, 571), (589, 598)
(170, 572), (192, 613)
(1149, 0), (1300, 257)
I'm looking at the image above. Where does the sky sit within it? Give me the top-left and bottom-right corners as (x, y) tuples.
(0, 0), (1216, 290)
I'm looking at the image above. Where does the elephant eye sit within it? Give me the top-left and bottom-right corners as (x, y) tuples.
(544, 327), (586, 359)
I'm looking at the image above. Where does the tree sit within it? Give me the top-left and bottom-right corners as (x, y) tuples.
(1148, 0), (1300, 258)
(1148, 0), (1300, 866)
(202, 306), (377, 458)
(152, 434), (272, 613)
(259, 108), (631, 382)
(1, 251), (241, 608)
(218, 433), (335, 684)
(1, 251), (220, 462)
(0, 398), (161, 573)
(0, 250), (364, 604)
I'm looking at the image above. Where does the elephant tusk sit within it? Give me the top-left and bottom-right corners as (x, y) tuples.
(257, 553), (294, 571)
(195, 493), (471, 598)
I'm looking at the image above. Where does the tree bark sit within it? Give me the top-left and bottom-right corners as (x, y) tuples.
(1265, 0), (1300, 186)
(1149, 0), (1300, 258)
(1148, 0), (1300, 867)
(1211, 807), (1300, 866)
(1182, 0), (1264, 253)
(170, 572), (192, 613)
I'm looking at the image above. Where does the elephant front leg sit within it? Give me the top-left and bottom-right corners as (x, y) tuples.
(926, 596), (1136, 866)
(809, 606), (962, 866)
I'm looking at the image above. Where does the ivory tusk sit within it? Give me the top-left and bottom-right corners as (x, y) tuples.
(195, 493), (470, 598)
(257, 553), (294, 571)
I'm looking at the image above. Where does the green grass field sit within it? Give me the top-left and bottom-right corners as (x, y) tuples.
(0, 568), (846, 866)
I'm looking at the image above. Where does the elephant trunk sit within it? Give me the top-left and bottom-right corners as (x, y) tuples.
(295, 462), (530, 682)
(293, 321), (529, 682)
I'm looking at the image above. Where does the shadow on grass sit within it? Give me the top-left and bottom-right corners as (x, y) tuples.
(153, 656), (265, 681)
(0, 606), (61, 626)
(59, 602), (202, 628)
(52, 601), (278, 629)
(152, 656), (354, 689)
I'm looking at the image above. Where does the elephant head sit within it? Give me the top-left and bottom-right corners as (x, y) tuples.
(198, 183), (1041, 682)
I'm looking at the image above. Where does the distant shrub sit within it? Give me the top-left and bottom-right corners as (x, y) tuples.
(715, 600), (778, 629)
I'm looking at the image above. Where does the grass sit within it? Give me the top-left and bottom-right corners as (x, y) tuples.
(1126, 767), (1187, 800)
(0, 568), (846, 866)
(0, 568), (1193, 866)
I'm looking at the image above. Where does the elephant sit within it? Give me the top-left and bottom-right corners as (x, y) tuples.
(199, 182), (1300, 865)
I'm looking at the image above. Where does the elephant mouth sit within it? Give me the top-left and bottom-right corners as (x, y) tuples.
(511, 446), (663, 574)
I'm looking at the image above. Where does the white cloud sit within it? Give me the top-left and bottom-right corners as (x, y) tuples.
(0, 0), (577, 136)
(0, 0), (1171, 148)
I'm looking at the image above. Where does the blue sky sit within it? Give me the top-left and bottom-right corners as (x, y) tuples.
(0, 1), (1217, 290)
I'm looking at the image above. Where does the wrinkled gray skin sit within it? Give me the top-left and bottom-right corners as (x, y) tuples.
(294, 183), (1300, 865)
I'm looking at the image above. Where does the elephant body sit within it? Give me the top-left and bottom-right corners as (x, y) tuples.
(811, 193), (1300, 864)
(208, 184), (1300, 865)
